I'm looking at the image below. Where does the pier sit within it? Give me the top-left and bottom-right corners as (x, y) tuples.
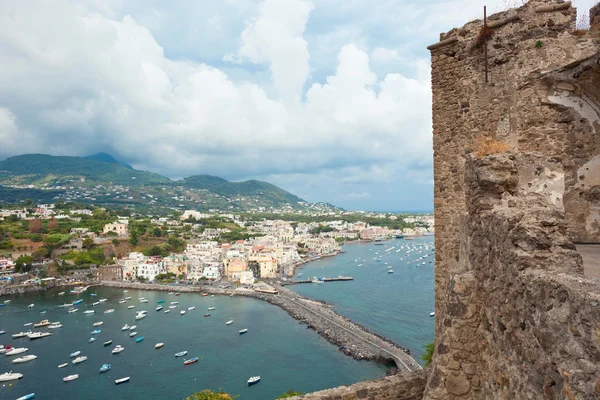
(283, 276), (354, 285)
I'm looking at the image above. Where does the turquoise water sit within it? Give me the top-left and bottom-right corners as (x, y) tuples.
(289, 237), (435, 362)
(0, 288), (387, 400)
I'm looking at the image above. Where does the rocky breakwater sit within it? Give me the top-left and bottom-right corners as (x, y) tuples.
(101, 281), (421, 372)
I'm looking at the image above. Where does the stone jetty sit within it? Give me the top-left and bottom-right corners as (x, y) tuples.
(100, 280), (422, 372)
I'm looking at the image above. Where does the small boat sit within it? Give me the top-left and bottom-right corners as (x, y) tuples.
(28, 304), (34, 308)
(170, 301), (179, 305)
(57, 292), (65, 296)
(164, 310), (170, 314)
(129, 325), (137, 331)
(0, 372), (23, 381)
(168, 292), (173, 295)
(387, 270), (394, 274)
(48, 323), (62, 329)
(103, 340), (113, 347)
(135, 313), (146, 320)
(72, 355), (88, 364)
(129, 332), (137, 337)
(72, 299), (83, 305)
(115, 377), (130, 385)
(201, 293), (208, 297)
(112, 345), (125, 354)
(70, 351), (81, 358)
(176, 293), (180, 297)
(169, 305), (177, 309)
(123, 290), (128, 293)
(40, 311), (47, 314)
(91, 329), (101, 335)
(89, 337), (96, 343)
(120, 324), (130, 332)
(27, 331), (52, 340)
(0, 329), (6, 335)
(128, 305), (135, 309)
(155, 343), (164, 349)
(138, 297), (146, 301)
(430, 312), (435, 317)
(16, 393), (35, 400)
(156, 306), (163, 311)
(124, 297), (132, 300)
(180, 310), (186, 315)
(118, 300), (126, 304)
(140, 299), (148, 303)
(187, 306), (195, 311)
(92, 301), (100, 306)
(4, 300), (11, 303)
(247, 376), (261, 385)
(99, 299), (107, 303)
(226, 320), (233, 325)
(175, 351), (187, 357)
(204, 313), (210, 317)
(210, 295), (214, 298)
(135, 336), (144, 343)
(12, 332), (29, 339)
(90, 293), (97, 297)
(184, 357), (198, 365)
(6, 347), (28, 356)
(93, 321), (104, 327)
(68, 308), (78, 313)
(207, 307), (215, 311)
(100, 363), (111, 373)
(104, 309), (115, 314)
(157, 300), (165, 304)
(0, 345), (13, 354)
(23, 323), (33, 327)
(239, 329), (248, 334)
(12, 355), (37, 364)
(83, 310), (95, 315)
(63, 374), (79, 382)
(58, 363), (68, 368)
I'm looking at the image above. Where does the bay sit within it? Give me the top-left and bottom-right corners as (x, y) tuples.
(0, 287), (386, 400)
(289, 237), (435, 363)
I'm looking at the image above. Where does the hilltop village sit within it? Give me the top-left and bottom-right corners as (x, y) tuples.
(0, 203), (433, 289)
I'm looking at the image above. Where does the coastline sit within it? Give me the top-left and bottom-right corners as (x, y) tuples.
(99, 280), (422, 373)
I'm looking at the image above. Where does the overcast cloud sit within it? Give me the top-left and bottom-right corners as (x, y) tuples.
(0, 0), (595, 211)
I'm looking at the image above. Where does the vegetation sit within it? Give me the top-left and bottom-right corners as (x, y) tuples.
(310, 225), (334, 234)
(0, 186), (65, 204)
(422, 342), (435, 367)
(277, 389), (303, 398)
(15, 255), (34, 273)
(185, 390), (236, 400)
(473, 136), (510, 157)
(62, 248), (105, 266)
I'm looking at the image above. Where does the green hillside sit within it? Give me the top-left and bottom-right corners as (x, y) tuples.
(0, 154), (170, 186)
(84, 152), (133, 169)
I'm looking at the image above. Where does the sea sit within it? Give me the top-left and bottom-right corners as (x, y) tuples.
(0, 237), (434, 400)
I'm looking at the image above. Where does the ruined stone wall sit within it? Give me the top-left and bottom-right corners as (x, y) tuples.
(427, 0), (600, 398)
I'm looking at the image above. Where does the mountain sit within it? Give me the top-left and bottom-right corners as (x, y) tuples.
(84, 152), (133, 169)
(0, 154), (310, 211)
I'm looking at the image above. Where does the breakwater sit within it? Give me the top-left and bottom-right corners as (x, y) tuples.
(100, 280), (422, 372)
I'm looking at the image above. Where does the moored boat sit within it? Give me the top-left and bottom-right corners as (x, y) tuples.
(104, 309), (115, 314)
(135, 313), (146, 320)
(12, 332), (30, 339)
(58, 363), (68, 368)
(93, 321), (104, 327)
(12, 355), (37, 364)
(429, 312), (435, 317)
(207, 307), (215, 311)
(99, 299), (107, 303)
(239, 329), (248, 334)
(187, 306), (195, 311)
(164, 310), (170, 314)
(124, 297), (132, 300)
(128, 305), (135, 309)
(204, 313), (210, 317)
(180, 310), (186, 315)
(6, 347), (28, 356)
(91, 329), (101, 335)
(175, 351), (187, 357)
(83, 310), (95, 315)
(72, 356), (87, 364)
(104, 340), (113, 347)
(100, 363), (111, 373)
(0, 344), (13, 354)
(135, 336), (144, 343)
(27, 303), (34, 308)
(16, 393), (35, 400)
(72, 299), (83, 305)
(156, 306), (163, 311)
(129, 325), (137, 331)
(115, 376), (130, 384)
(247, 376), (261, 385)
(157, 300), (165, 304)
(155, 342), (164, 349)
(67, 308), (78, 313)
(48, 323), (62, 329)
(89, 337), (96, 343)
(184, 357), (198, 365)
(27, 332), (52, 340)
(140, 299), (148, 303)
(70, 351), (81, 358)
(63, 374), (79, 382)
(0, 329), (6, 335)
(129, 332), (137, 337)
(33, 320), (50, 328)
(226, 320), (233, 325)
(0, 372), (23, 381)
(112, 345), (125, 354)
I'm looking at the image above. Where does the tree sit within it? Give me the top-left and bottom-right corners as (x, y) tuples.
(422, 342), (435, 367)
(185, 390), (235, 400)
(92, 209), (108, 220)
(129, 231), (139, 247)
(152, 227), (163, 237)
(277, 390), (303, 399)
(15, 255), (34, 273)
(82, 238), (95, 249)
(28, 219), (42, 233)
(48, 218), (58, 230)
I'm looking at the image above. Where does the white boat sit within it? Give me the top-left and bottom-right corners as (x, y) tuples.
(16, 393), (35, 400)
(169, 305), (177, 309)
(128, 305), (135, 309)
(129, 332), (137, 337)
(138, 297), (145, 301)
(92, 302), (100, 306)
(48, 323), (62, 329)
(226, 320), (233, 325)
(83, 310), (95, 315)
(12, 355), (37, 364)
(156, 306), (163, 311)
(112, 345), (125, 354)
(118, 300), (126, 304)
(93, 321), (104, 327)
(140, 299), (148, 303)
(27, 331), (52, 340)
(89, 337), (96, 343)
(247, 376), (261, 385)
(12, 332), (30, 339)
(121, 324), (130, 331)
(63, 374), (79, 382)
(104, 309), (115, 314)
(68, 308), (78, 313)
(0, 372), (23, 381)
(207, 307), (215, 311)
(6, 348), (28, 356)
(72, 356), (88, 364)
(115, 376), (130, 384)
(210, 295), (214, 297)
(124, 297), (132, 300)
(123, 290), (128, 293)
(4, 300), (11, 303)
(429, 312), (435, 317)
(187, 306), (195, 311)
(170, 301), (179, 305)
(129, 325), (137, 331)
(28, 304), (34, 308)
(239, 329), (248, 334)
(23, 323), (33, 327)
(164, 310), (170, 314)
(154, 343), (164, 349)
(99, 299), (107, 303)
(70, 351), (81, 358)
(135, 313), (146, 320)
(180, 310), (186, 315)
(33, 319), (51, 328)
(58, 363), (68, 368)
(174, 351), (187, 357)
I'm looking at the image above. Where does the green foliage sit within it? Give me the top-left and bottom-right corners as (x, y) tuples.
(15, 255), (34, 273)
(422, 342), (435, 367)
(310, 225), (334, 234)
(82, 237), (95, 249)
(0, 239), (14, 250)
(43, 234), (72, 249)
(219, 230), (263, 243)
(0, 186), (65, 204)
(62, 248), (105, 266)
(535, 40), (543, 48)
(152, 227), (163, 237)
(154, 272), (176, 282)
(111, 238), (120, 246)
(167, 235), (186, 253)
(129, 231), (139, 246)
(143, 245), (169, 257)
(185, 390), (236, 400)
(277, 389), (303, 398)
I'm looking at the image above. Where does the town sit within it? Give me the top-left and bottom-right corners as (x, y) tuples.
(0, 203), (433, 290)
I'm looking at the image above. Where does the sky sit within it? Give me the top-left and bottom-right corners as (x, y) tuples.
(0, 0), (596, 211)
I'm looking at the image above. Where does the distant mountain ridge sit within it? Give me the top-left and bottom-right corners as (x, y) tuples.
(0, 153), (308, 210)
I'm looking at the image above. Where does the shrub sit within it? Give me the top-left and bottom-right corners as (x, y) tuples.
(277, 389), (303, 398)
(422, 342), (435, 367)
(473, 136), (510, 157)
(473, 25), (494, 49)
(186, 390), (235, 400)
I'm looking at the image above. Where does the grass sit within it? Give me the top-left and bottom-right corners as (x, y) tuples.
(474, 136), (510, 157)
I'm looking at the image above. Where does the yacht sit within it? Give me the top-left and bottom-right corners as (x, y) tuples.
(128, 305), (135, 309)
(58, 363), (68, 368)
(129, 332), (137, 337)
(70, 351), (81, 358)
(72, 356), (87, 364)
(247, 376), (261, 385)
(12, 331), (30, 339)
(184, 357), (198, 365)
(180, 310), (186, 315)
(156, 306), (163, 311)
(27, 304), (34, 308)
(103, 340), (113, 347)
(154, 343), (164, 349)
(100, 363), (111, 373)
(226, 320), (234, 325)
(135, 313), (146, 320)
(91, 329), (101, 335)
(112, 345), (125, 354)
(0, 372), (24, 381)
(33, 320), (50, 328)
(63, 374), (79, 382)
(187, 306), (195, 311)
(68, 308), (78, 313)
(129, 325), (137, 331)
(99, 299), (107, 303)
(239, 329), (248, 334)
(93, 321), (104, 327)
(175, 351), (187, 357)
(121, 324), (130, 331)
(115, 377), (130, 384)
(6, 348), (28, 356)
(0, 329), (6, 335)
(207, 307), (215, 311)
(164, 309), (170, 314)
(16, 393), (35, 400)
(48, 323), (62, 329)
(89, 337), (96, 343)
(83, 310), (95, 315)
(27, 332), (52, 340)
(92, 302), (100, 306)
(12, 355), (37, 364)
(430, 312), (435, 317)
(104, 309), (115, 314)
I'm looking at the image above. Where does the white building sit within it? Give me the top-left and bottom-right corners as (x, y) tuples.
(202, 265), (221, 280)
(137, 261), (166, 281)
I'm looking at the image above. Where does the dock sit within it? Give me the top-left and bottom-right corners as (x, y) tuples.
(283, 276), (354, 285)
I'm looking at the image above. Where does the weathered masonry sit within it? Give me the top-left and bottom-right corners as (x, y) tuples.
(287, 1), (600, 399)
